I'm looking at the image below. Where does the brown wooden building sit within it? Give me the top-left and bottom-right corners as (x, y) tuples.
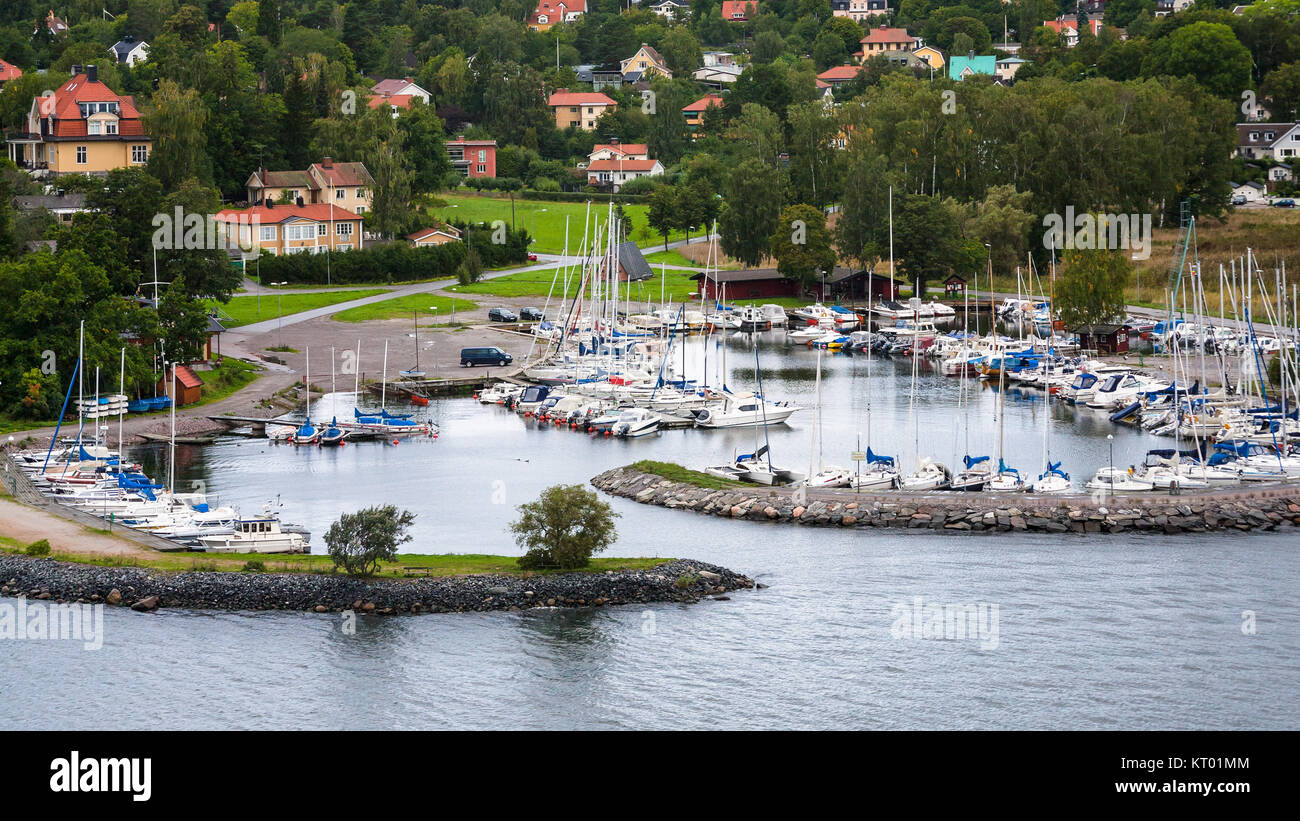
(1073, 323), (1129, 354)
(157, 365), (204, 407)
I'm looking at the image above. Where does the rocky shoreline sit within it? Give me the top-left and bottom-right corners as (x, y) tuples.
(592, 466), (1300, 535)
(0, 555), (752, 614)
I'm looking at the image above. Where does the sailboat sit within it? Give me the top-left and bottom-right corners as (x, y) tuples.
(849, 264), (899, 490)
(1027, 253), (1072, 493)
(320, 348), (346, 446)
(399, 310), (426, 379)
(806, 348), (852, 488)
(291, 347), (320, 445)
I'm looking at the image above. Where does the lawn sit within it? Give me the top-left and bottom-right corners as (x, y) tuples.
(433, 193), (688, 254)
(0, 540), (672, 579)
(331, 293), (479, 322)
(209, 289), (391, 327)
(629, 460), (741, 491)
(451, 266), (705, 304)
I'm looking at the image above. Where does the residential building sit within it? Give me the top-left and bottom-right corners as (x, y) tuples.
(4, 66), (151, 178)
(833, 0), (893, 22)
(1155, 0), (1195, 15)
(447, 139), (497, 178)
(587, 158), (664, 190)
(649, 0), (688, 20)
(369, 78), (431, 105)
(0, 59), (21, 86)
(621, 43), (673, 82)
(368, 93), (415, 117)
(407, 225), (463, 246)
(995, 57), (1027, 83)
(12, 192), (88, 225)
(245, 158), (375, 213)
(721, 1), (757, 22)
(548, 89), (617, 130)
(36, 11), (68, 37)
(913, 45), (945, 73)
(694, 64), (744, 86)
(588, 143), (649, 163)
(1042, 17), (1103, 47)
(1237, 123), (1300, 161)
(949, 55), (996, 81)
(683, 94), (724, 135)
(528, 0), (587, 32)
(857, 26), (916, 60)
(703, 52), (737, 67)
(1230, 180), (1267, 202)
(215, 203), (366, 256)
(108, 36), (149, 67)
(1269, 164), (1293, 184)
(817, 64), (864, 87)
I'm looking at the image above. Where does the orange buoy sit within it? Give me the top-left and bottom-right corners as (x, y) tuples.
(392, 439), (399, 445)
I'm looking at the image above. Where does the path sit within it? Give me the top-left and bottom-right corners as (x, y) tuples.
(0, 498), (155, 559)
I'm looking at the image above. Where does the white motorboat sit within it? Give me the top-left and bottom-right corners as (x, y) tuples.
(735, 305), (771, 331)
(1084, 466), (1154, 493)
(1085, 372), (1170, 410)
(788, 326), (824, 341)
(611, 408), (660, 438)
(693, 391), (800, 428)
(197, 516), (308, 553)
(759, 304), (788, 326)
(900, 459), (952, 491)
(806, 465), (853, 488)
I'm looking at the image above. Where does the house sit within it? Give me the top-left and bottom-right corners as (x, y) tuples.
(1154, 0), (1195, 15)
(4, 66), (151, 178)
(949, 55), (996, 81)
(528, 0), (587, 32)
(694, 64), (744, 86)
(548, 89), (617, 130)
(1042, 17), (1103, 47)
(683, 94), (724, 135)
(589, 143), (649, 163)
(447, 139), (497, 178)
(158, 365), (204, 407)
(1073, 324), (1129, 355)
(36, 10), (68, 37)
(833, 0), (893, 22)
(246, 158), (374, 213)
(621, 44), (672, 82)
(368, 94), (417, 118)
(817, 64), (864, 87)
(587, 158), (664, 190)
(913, 45), (945, 72)
(215, 203), (366, 256)
(615, 242), (653, 282)
(108, 36), (149, 67)
(943, 275), (966, 298)
(1230, 180), (1267, 202)
(0, 59), (23, 86)
(649, 0), (688, 20)
(857, 26), (916, 60)
(703, 52), (737, 67)
(407, 225), (462, 246)
(1269, 164), (1293, 184)
(369, 77), (431, 105)
(12, 192), (88, 225)
(995, 57), (1027, 83)
(1237, 123), (1300, 161)
(721, 1), (757, 22)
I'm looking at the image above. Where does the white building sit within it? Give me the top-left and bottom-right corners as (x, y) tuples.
(109, 36), (149, 67)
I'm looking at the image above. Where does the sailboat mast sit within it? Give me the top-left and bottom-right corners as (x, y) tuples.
(381, 341), (388, 410)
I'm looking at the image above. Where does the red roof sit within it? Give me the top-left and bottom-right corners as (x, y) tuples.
(817, 64), (864, 83)
(215, 204), (362, 224)
(861, 26), (915, 45)
(34, 73), (147, 139)
(531, 0), (588, 23)
(309, 160), (374, 188)
(548, 89), (616, 107)
(587, 159), (661, 172)
(721, 1), (756, 20)
(447, 139), (498, 147)
(0, 59), (21, 83)
(682, 94), (724, 113)
(408, 226), (461, 241)
(173, 365), (203, 389)
(593, 143), (648, 156)
(370, 78), (424, 96)
(369, 93), (414, 110)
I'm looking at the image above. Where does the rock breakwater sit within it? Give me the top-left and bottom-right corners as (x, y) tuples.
(592, 466), (1300, 535)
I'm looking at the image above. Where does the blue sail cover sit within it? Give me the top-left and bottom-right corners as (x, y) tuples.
(996, 458), (1019, 477)
(962, 455), (990, 469)
(1041, 461), (1068, 480)
(866, 448), (895, 466)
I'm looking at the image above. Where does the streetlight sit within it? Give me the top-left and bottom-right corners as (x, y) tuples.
(1106, 433), (1115, 500)
(272, 281), (288, 349)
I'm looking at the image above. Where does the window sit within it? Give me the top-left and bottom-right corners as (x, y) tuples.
(476, 164), (485, 174)
(260, 225), (277, 241)
(317, 223), (327, 236)
(335, 188), (345, 200)
(337, 244), (352, 252)
(131, 145), (148, 164)
(357, 188), (367, 198)
(336, 222), (353, 237)
(76, 145), (87, 164)
(104, 121), (117, 135)
(477, 150), (486, 162)
(355, 206), (366, 214)
(285, 224), (316, 241)
(88, 121), (100, 135)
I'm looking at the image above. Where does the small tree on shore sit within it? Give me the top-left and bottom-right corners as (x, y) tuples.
(324, 505), (416, 576)
(1055, 249), (1132, 329)
(511, 484), (619, 570)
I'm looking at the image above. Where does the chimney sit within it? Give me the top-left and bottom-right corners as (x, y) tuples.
(296, 195), (305, 207)
(71, 65), (82, 76)
(86, 65), (98, 83)
(321, 156), (333, 168)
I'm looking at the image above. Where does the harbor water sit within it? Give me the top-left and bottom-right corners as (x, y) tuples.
(4, 332), (1297, 729)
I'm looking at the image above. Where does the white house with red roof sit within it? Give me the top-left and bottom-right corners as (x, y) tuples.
(5, 65), (150, 177)
(528, 0), (587, 31)
(0, 58), (21, 86)
(369, 77), (431, 104)
(817, 64), (865, 87)
(721, 1), (757, 21)
(1042, 17), (1103, 47)
(215, 203), (366, 256)
(588, 143), (649, 163)
(587, 158), (664, 191)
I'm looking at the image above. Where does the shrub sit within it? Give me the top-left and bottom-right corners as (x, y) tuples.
(325, 505), (417, 576)
(511, 484), (619, 570)
(25, 539), (50, 557)
(241, 560), (266, 572)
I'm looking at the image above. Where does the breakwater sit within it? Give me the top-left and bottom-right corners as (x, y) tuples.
(0, 555), (752, 614)
(591, 466), (1300, 535)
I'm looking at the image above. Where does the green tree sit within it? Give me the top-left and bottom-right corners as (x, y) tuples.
(965, 185), (1036, 275)
(719, 158), (783, 268)
(770, 204), (837, 290)
(752, 30), (786, 63)
(1262, 62), (1300, 124)
(647, 183), (679, 250)
(367, 133), (413, 240)
(145, 80), (211, 192)
(324, 505), (416, 576)
(511, 484), (619, 570)
(257, 0), (281, 46)
(786, 102), (842, 208)
(659, 27), (702, 77)
(893, 195), (962, 296)
(1141, 21), (1251, 98)
(1054, 249), (1132, 329)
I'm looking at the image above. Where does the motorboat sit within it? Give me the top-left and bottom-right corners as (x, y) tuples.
(759, 305), (788, 326)
(611, 408), (660, 438)
(788, 326), (825, 341)
(196, 515), (309, 553)
(806, 465), (853, 488)
(735, 305), (771, 331)
(693, 391), (800, 428)
(1085, 372), (1171, 410)
(1084, 466), (1154, 493)
(900, 458), (952, 491)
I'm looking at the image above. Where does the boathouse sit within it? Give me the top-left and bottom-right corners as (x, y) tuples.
(1072, 323), (1129, 354)
(158, 365), (204, 407)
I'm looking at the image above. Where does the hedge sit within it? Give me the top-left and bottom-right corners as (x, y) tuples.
(254, 242), (466, 285)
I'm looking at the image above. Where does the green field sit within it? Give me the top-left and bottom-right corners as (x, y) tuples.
(434, 193), (688, 254)
(331, 293), (479, 322)
(210, 289), (390, 327)
(450, 266), (704, 304)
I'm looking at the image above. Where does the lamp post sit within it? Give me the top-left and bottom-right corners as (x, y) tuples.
(272, 281), (288, 349)
(1107, 433), (1115, 500)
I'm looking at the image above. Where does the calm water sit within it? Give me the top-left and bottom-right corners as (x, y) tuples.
(4, 332), (1297, 729)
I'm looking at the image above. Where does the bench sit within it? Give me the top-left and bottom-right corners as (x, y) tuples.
(400, 566), (431, 577)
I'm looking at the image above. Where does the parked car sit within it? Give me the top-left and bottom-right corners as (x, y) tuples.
(1273, 198), (1295, 208)
(1231, 194), (1248, 205)
(488, 307), (518, 322)
(520, 307), (544, 321)
(527, 253), (538, 262)
(460, 347), (513, 367)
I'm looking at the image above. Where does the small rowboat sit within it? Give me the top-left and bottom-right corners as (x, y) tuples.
(409, 393), (429, 406)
